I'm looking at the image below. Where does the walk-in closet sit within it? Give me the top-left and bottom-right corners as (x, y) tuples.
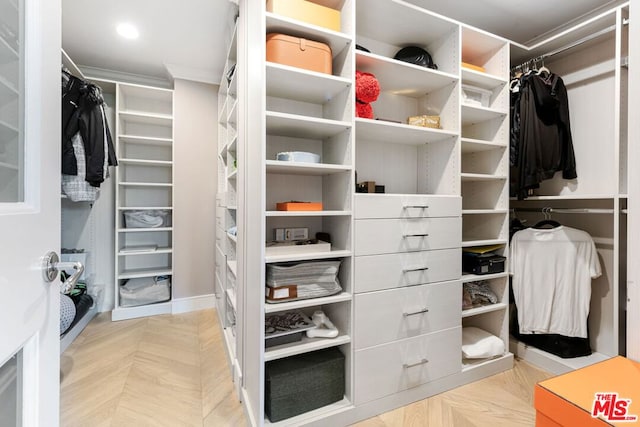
(1, 0), (639, 426)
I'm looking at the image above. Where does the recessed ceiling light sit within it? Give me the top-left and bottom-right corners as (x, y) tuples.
(116, 23), (139, 40)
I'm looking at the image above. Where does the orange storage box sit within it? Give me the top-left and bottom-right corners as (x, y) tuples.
(535, 356), (640, 426)
(266, 0), (341, 32)
(266, 33), (332, 75)
(276, 202), (323, 211)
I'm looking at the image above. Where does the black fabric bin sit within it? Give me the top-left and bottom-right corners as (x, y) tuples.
(265, 347), (345, 422)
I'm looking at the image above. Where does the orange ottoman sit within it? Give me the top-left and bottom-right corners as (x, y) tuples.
(535, 356), (640, 426)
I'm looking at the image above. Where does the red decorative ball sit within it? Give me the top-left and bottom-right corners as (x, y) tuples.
(355, 70), (380, 103)
(356, 101), (373, 119)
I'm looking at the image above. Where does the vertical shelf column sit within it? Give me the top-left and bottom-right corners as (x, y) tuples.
(112, 83), (175, 321)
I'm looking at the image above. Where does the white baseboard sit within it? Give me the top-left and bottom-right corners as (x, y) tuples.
(172, 294), (217, 314)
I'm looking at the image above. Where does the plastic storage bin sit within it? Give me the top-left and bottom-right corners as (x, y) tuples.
(462, 84), (492, 108)
(119, 276), (171, 307)
(123, 210), (171, 228)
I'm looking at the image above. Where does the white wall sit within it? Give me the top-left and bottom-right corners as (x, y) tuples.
(173, 79), (219, 299)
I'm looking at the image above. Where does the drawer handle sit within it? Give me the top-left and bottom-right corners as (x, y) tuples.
(403, 205), (429, 209)
(403, 267), (429, 273)
(403, 358), (429, 369)
(403, 233), (429, 238)
(403, 308), (429, 317)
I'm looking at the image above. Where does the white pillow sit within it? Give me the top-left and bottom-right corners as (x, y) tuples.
(462, 326), (505, 359)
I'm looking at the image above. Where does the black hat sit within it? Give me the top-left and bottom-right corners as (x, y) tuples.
(393, 46), (437, 69)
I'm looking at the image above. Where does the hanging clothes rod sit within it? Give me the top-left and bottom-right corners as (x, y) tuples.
(512, 18), (629, 72)
(512, 207), (615, 214)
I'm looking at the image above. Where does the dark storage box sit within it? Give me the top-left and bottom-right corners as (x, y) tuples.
(265, 347), (345, 422)
(462, 251), (506, 275)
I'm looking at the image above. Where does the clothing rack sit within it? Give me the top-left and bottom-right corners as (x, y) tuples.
(511, 18), (629, 73)
(511, 207), (615, 215)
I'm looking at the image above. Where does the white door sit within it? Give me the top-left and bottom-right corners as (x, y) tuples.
(0, 0), (61, 425)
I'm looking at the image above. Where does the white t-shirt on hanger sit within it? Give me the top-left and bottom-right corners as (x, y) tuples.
(509, 225), (602, 338)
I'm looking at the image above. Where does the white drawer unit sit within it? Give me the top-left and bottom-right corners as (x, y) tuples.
(355, 194), (461, 219)
(354, 327), (461, 405)
(355, 217), (461, 256)
(354, 248), (461, 293)
(354, 281), (461, 349)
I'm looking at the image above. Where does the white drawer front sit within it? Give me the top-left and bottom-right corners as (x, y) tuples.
(355, 194), (460, 219)
(355, 249), (461, 293)
(355, 281), (461, 349)
(355, 217), (460, 256)
(354, 327), (461, 405)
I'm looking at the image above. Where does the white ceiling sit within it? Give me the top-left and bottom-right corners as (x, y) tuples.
(61, 0), (625, 85)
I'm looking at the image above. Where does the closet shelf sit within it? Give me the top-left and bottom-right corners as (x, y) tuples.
(0, 73), (19, 99)
(510, 195), (615, 201)
(356, 51), (459, 96)
(264, 334), (351, 362)
(227, 260), (237, 277)
(119, 111), (173, 126)
(266, 62), (352, 104)
(0, 161), (18, 171)
(462, 272), (508, 283)
(0, 119), (19, 139)
(119, 182), (173, 187)
(462, 303), (508, 318)
(118, 206), (173, 211)
(118, 268), (173, 280)
(0, 34), (19, 60)
(117, 247), (173, 256)
(461, 105), (507, 126)
(266, 160), (351, 176)
(226, 288), (237, 312)
(265, 12), (352, 56)
(227, 169), (238, 180)
(117, 227), (173, 233)
(356, 118), (457, 146)
(461, 173), (508, 182)
(265, 210), (351, 217)
(462, 353), (513, 373)
(265, 249), (352, 264)
(264, 292), (352, 314)
(266, 111), (351, 139)
(461, 138), (507, 153)
(227, 99), (238, 124)
(462, 239), (507, 248)
(118, 134), (173, 146)
(462, 209), (509, 215)
(461, 68), (507, 90)
(118, 158), (173, 167)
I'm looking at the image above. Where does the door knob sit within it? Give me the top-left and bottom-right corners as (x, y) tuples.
(42, 251), (85, 293)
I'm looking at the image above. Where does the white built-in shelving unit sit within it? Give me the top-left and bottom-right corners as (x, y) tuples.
(223, 0), (634, 424)
(215, 0), (241, 392)
(112, 83), (175, 321)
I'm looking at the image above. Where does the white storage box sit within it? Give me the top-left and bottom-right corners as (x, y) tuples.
(276, 151), (320, 163)
(119, 275), (171, 307)
(123, 210), (171, 228)
(462, 84), (492, 108)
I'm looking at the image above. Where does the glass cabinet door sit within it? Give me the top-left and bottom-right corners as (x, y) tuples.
(0, 0), (23, 202)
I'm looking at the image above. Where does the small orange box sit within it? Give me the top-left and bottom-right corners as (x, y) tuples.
(535, 356), (640, 426)
(462, 61), (486, 73)
(276, 202), (323, 211)
(266, 0), (341, 32)
(266, 33), (333, 74)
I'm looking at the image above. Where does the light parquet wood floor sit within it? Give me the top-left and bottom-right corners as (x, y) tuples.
(60, 310), (551, 426)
